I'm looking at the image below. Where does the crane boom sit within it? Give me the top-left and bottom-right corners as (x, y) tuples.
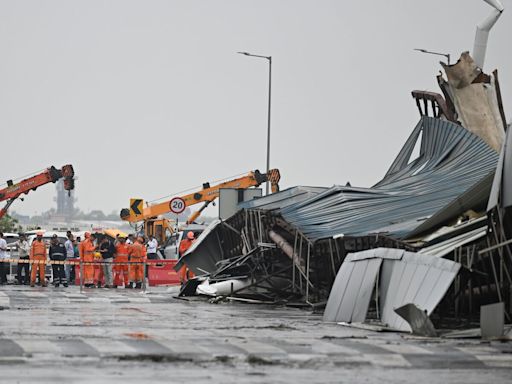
(120, 169), (280, 224)
(0, 165), (75, 219)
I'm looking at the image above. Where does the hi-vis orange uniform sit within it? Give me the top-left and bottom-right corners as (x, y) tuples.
(128, 241), (146, 283)
(178, 238), (195, 283)
(114, 243), (130, 286)
(79, 239), (96, 284)
(30, 240), (47, 286)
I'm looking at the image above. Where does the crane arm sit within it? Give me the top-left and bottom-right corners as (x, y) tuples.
(186, 201), (211, 225)
(0, 198), (17, 220)
(0, 165), (75, 219)
(121, 169), (280, 223)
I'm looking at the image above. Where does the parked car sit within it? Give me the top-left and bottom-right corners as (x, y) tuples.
(159, 225), (205, 260)
(3, 233), (19, 277)
(3, 232), (19, 250)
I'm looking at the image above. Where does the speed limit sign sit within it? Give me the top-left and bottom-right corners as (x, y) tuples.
(169, 197), (186, 214)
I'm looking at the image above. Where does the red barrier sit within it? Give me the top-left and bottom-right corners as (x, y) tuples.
(73, 259), (181, 286)
(146, 259), (180, 286)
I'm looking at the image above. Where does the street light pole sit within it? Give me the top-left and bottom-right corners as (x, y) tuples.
(414, 48), (451, 65)
(238, 51), (272, 195)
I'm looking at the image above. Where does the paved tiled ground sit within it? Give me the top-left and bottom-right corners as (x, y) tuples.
(0, 286), (510, 383)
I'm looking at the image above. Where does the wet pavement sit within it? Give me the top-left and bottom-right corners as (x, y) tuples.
(0, 285), (511, 383)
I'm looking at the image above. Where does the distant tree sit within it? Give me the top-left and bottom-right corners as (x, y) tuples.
(0, 214), (22, 233)
(88, 210), (106, 220)
(106, 210), (121, 220)
(72, 209), (85, 220)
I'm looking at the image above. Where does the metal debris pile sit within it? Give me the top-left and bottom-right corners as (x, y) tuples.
(176, 51), (511, 335)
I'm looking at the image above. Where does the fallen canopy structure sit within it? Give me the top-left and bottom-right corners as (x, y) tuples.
(179, 113), (498, 305)
(176, 51), (509, 329)
(278, 116), (498, 240)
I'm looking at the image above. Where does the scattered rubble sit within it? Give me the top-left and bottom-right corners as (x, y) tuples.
(175, 50), (511, 336)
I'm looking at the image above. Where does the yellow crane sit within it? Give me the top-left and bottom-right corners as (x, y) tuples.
(120, 169), (280, 243)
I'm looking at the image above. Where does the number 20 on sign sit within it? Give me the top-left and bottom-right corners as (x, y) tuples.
(169, 197), (186, 214)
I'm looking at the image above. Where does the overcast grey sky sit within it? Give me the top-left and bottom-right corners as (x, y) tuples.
(1, 0), (511, 217)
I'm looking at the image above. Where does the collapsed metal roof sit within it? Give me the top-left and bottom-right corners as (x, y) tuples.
(238, 186), (327, 211)
(418, 226), (487, 258)
(488, 127), (512, 211)
(323, 248), (461, 332)
(405, 172), (494, 239)
(276, 116), (498, 241)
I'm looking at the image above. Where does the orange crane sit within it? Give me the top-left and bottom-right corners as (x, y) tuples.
(120, 169), (280, 242)
(0, 165), (75, 219)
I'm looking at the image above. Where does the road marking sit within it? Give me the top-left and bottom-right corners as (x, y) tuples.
(294, 338), (360, 355)
(0, 339), (24, 357)
(330, 354), (372, 365)
(197, 338), (247, 356)
(21, 292), (48, 298)
(364, 353), (412, 367)
(49, 297), (71, 305)
(146, 295), (168, 301)
(128, 297), (151, 303)
(226, 339), (288, 356)
(375, 342), (434, 355)
(261, 338), (314, 354)
(122, 339), (174, 355)
(0, 291), (10, 307)
(336, 339), (391, 355)
(13, 339), (60, 355)
(403, 352), (485, 369)
(63, 293), (88, 299)
(53, 339), (100, 356)
(288, 353), (328, 361)
(475, 354), (512, 367)
(83, 339), (138, 355)
(456, 345), (502, 355)
(158, 337), (209, 355)
(88, 297), (110, 303)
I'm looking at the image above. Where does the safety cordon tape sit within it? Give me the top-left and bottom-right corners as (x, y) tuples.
(0, 259), (147, 266)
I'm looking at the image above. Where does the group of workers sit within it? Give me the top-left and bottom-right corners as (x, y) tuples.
(77, 232), (151, 288)
(0, 230), (178, 289)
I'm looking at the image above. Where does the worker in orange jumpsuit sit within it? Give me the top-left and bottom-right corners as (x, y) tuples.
(30, 232), (47, 287)
(114, 235), (130, 288)
(128, 236), (146, 289)
(79, 232), (97, 288)
(178, 231), (196, 284)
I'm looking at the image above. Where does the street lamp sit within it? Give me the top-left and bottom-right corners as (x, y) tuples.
(414, 48), (451, 65)
(238, 51), (272, 195)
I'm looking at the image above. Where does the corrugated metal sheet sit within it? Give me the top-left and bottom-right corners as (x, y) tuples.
(488, 127), (512, 210)
(324, 248), (461, 332)
(418, 227), (487, 258)
(237, 186), (327, 211)
(380, 253), (460, 332)
(279, 117), (498, 241)
(323, 256), (382, 323)
(175, 219), (224, 275)
(407, 172), (494, 239)
(412, 215), (486, 244)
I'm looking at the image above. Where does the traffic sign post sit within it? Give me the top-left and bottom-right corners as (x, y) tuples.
(169, 197), (186, 229)
(130, 198), (144, 216)
(169, 197), (186, 214)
